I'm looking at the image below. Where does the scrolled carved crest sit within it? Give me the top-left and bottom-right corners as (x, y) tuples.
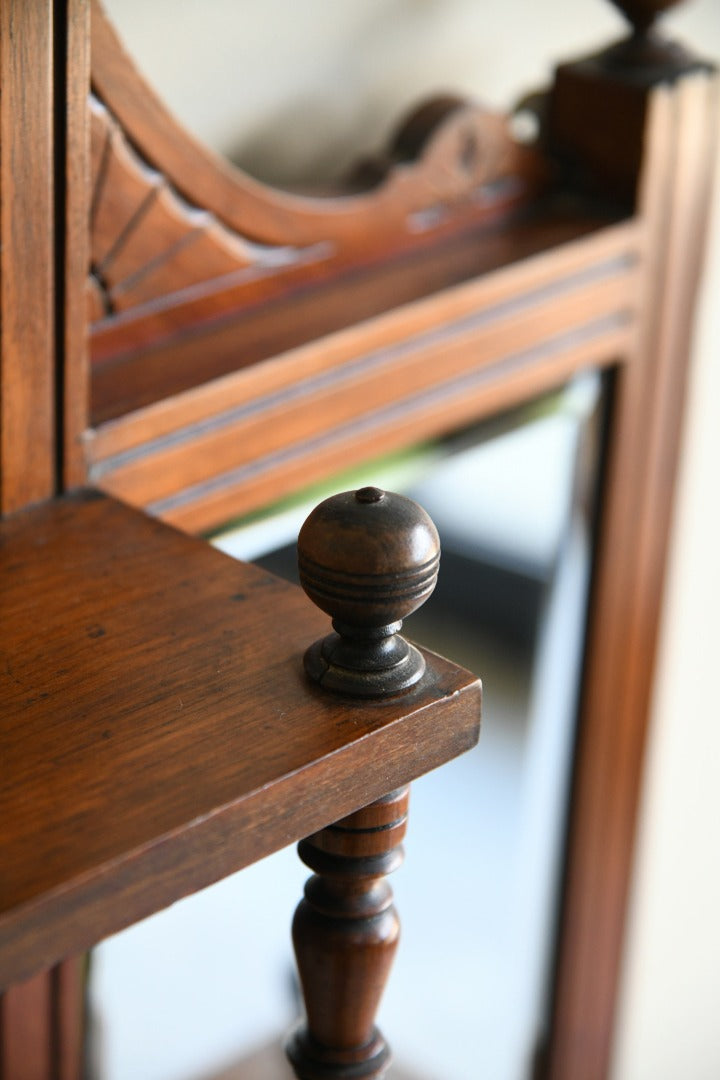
(90, 0), (546, 354)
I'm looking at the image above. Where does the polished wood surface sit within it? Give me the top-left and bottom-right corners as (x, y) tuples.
(0, 1), (85, 1060)
(0, 491), (481, 991)
(86, 214), (637, 446)
(87, 218), (639, 531)
(0, 0), (55, 513)
(288, 788), (409, 1079)
(545, 60), (719, 1080)
(0, 959), (84, 1080)
(0, 971), (53, 1079)
(298, 489), (440, 697)
(89, 208), (611, 420)
(62, 0), (92, 491)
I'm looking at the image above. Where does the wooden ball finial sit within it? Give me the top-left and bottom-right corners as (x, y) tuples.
(600, 0), (698, 74)
(297, 487), (440, 697)
(606, 0), (685, 34)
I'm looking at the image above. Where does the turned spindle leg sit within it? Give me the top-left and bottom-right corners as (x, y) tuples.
(289, 488), (438, 1076)
(286, 787), (409, 1080)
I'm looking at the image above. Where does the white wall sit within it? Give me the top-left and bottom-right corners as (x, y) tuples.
(105, 3), (720, 1075)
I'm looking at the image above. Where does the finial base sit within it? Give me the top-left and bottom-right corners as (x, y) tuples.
(304, 622), (426, 698)
(601, 29), (699, 77)
(286, 1024), (391, 1079)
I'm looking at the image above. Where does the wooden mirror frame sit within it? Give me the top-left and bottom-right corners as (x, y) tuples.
(0, 1), (716, 1077)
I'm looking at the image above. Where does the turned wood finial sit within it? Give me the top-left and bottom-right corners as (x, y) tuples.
(298, 487), (440, 697)
(601, 0), (703, 72)
(606, 0), (684, 35)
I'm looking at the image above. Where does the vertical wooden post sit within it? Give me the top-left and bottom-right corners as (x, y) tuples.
(0, 1), (89, 1075)
(286, 789), (409, 1080)
(289, 490), (442, 1077)
(544, 24), (718, 1079)
(0, 958), (84, 1080)
(61, 0), (91, 488)
(0, 0), (56, 511)
(0, 972), (53, 1080)
(0, 0), (58, 1071)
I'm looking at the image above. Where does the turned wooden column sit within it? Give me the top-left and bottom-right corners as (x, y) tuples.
(286, 788), (409, 1080)
(287, 487), (440, 1079)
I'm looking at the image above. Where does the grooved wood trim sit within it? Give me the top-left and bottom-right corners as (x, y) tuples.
(88, 219), (639, 459)
(547, 70), (719, 1080)
(148, 325), (631, 535)
(86, 220), (640, 530)
(89, 212), (625, 420)
(62, 0), (91, 489)
(0, 0), (55, 512)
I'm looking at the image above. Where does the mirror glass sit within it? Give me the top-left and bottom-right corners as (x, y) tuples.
(89, 372), (605, 1080)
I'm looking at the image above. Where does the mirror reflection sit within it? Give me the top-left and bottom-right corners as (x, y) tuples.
(89, 372), (604, 1080)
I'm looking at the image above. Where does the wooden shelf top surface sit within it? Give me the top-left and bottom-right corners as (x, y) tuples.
(0, 492), (481, 988)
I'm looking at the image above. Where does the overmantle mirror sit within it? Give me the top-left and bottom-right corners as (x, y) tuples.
(90, 373), (605, 1079)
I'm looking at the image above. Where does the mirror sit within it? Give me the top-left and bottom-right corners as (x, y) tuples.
(89, 372), (605, 1079)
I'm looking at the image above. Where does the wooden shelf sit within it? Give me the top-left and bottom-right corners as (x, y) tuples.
(0, 491), (481, 990)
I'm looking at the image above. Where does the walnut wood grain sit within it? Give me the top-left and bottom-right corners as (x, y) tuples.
(0, 0), (55, 512)
(0, 1), (89, 1067)
(287, 789), (410, 1079)
(98, 269), (633, 507)
(85, 218), (639, 532)
(0, 958), (84, 1080)
(89, 207), (618, 418)
(87, 216), (638, 450)
(62, 0), (92, 491)
(0, 491), (481, 991)
(545, 64), (719, 1080)
(52, 956), (85, 1080)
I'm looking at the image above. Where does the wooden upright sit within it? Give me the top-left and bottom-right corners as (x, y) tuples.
(288, 789), (410, 1079)
(545, 12), (717, 1077)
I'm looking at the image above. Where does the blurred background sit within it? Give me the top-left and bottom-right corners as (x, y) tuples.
(91, 2), (720, 1078)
